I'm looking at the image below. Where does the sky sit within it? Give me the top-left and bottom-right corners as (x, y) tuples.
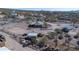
(16, 8), (79, 11)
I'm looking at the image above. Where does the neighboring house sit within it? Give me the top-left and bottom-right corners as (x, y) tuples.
(16, 15), (25, 19)
(23, 32), (38, 40)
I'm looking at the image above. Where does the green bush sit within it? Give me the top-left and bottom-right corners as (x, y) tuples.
(31, 38), (37, 44)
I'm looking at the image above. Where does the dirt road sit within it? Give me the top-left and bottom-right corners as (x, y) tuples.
(0, 31), (34, 51)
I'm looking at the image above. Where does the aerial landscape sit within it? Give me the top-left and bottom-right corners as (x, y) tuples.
(0, 8), (79, 51)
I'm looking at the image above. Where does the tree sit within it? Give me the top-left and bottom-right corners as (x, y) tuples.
(42, 47), (54, 51)
(53, 29), (63, 48)
(64, 34), (71, 38)
(74, 35), (79, 39)
(0, 41), (5, 47)
(62, 28), (69, 33)
(0, 35), (6, 47)
(68, 37), (72, 41)
(37, 33), (44, 37)
(55, 28), (62, 34)
(77, 41), (79, 46)
(31, 37), (37, 44)
(0, 35), (6, 42)
(58, 34), (63, 40)
(43, 22), (48, 28)
(74, 32), (79, 39)
(64, 34), (72, 50)
(47, 32), (56, 39)
(38, 35), (48, 47)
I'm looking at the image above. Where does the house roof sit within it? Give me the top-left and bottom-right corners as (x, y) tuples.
(27, 32), (38, 37)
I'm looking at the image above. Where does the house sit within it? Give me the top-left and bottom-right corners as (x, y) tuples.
(28, 21), (44, 28)
(27, 32), (38, 37)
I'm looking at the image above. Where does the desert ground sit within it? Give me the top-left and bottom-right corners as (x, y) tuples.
(0, 18), (79, 51)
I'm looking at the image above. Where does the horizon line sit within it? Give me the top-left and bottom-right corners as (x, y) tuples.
(11, 8), (79, 11)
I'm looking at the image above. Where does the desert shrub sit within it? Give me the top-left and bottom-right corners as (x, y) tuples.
(55, 28), (62, 34)
(47, 32), (56, 39)
(74, 33), (79, 39)
(77, 41), (79, 45)
(37, 33), (44, 37)
(64, 34), (71, 38)
(31, 37), (37, 44)
(62, 28), (69, 33)
(58, 35), (63, 40)
(38, 35), (48, 48)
